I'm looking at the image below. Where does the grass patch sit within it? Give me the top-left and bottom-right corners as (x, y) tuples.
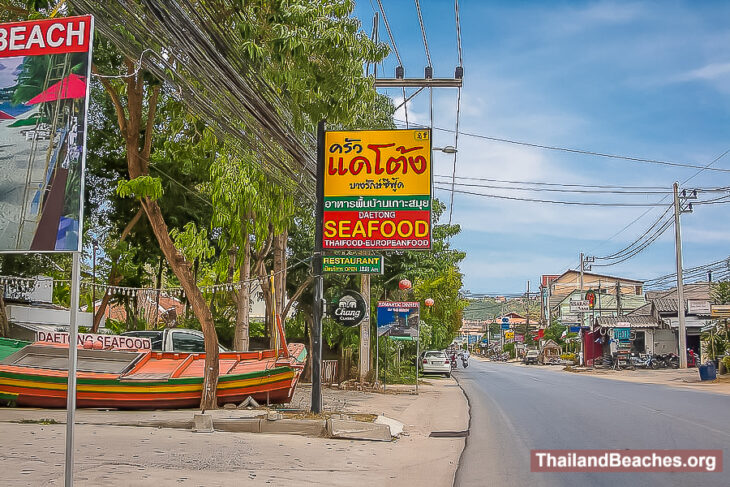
(18, 418), (59, 425)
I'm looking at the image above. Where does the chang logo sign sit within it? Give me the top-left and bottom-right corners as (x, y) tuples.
(332, 290), (367, 327)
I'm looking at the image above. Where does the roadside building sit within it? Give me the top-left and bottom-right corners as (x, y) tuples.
(631, 283), (715, 361)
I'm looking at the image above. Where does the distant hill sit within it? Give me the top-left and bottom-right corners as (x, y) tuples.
(463, 297), (541, 321)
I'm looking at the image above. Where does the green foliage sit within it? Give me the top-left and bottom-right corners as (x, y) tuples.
(503, 342), (515, 358)
(702, 331), (727, 360)
(169, 222), (215, 264)
(711, 281), (730, 305)
(116, 176), (164, 201)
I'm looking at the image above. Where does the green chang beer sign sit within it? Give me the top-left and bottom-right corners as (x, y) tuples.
(322, 255), (383, 274)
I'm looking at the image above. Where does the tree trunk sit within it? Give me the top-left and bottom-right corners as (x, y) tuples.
(98, 63), (219, 410)
(234, 222), (251, 351)
(272, 231), (286, 345)
(0, 287), (9, 337)
(142, 198), (219, 409)
(92, 207), (143, 332)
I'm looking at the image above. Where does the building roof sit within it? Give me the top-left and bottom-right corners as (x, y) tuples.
(553, 269), (644, 285)
(645, 283), (711, 302)
(595, 315), (660, 328)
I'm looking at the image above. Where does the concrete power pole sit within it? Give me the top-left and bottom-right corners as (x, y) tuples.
(579, 252), (584, 366)
(673, 182), (688, 369)
(359, 274), (371, 382)
(525, 281), (530, 347)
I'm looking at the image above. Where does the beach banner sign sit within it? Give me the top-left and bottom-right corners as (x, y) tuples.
(322, 129), (432, 250)
(0, 16), (93, 252)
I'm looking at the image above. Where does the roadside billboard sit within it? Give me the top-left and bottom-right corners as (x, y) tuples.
(376, 301), (420, 338)
(0, 16), (93, 252)
(322, 129), (432, 250)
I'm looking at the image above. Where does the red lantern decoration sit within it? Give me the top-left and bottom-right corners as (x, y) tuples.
(398, 279), (412, 290)
(425, 298), (434, 307)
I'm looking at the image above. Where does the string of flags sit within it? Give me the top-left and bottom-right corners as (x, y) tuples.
(0, 275), (263, 299)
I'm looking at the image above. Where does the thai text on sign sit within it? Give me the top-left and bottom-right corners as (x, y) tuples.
(35, 331), (151, 350)
(322, 255), (383, 274)
(323, 129), (432, 250)
(0, 16), (92, 57)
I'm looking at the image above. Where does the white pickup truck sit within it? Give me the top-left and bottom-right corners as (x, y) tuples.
(122, 329), (229, 353)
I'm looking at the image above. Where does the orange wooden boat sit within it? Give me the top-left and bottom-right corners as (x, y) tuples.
(0, 326), (306, 410)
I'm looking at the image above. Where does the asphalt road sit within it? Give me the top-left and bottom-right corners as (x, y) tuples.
(454, 360), (729, 487)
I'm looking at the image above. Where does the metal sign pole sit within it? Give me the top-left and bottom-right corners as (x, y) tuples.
(64, 251), (81, 485)
(311, 120), (325, 413)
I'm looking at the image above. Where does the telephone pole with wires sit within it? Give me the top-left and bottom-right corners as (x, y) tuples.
(673, 182), (696, 369)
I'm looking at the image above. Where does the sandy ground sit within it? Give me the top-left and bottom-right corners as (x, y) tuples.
(474, 355), (730, 395)
(0, 377), (468, 486)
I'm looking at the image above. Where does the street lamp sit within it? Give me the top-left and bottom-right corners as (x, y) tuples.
(433, 145), (458, 154)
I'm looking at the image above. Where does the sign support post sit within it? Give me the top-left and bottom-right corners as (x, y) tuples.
(64, 252), (81, 485)
(311, 121), (325, 413)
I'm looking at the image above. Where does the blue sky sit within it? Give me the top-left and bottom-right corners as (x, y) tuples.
(354, 0), (730, 294)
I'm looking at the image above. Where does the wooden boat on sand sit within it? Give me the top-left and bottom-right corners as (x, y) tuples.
(0, 331), (307, 410)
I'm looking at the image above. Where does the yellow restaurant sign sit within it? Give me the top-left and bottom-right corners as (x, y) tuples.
(322, 129), (432, 250)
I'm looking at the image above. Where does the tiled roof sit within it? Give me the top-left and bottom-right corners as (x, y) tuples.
(645, 283), (711, 302)
(595, 315), (660, 327)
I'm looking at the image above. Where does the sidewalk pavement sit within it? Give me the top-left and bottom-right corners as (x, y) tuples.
(0, 377), (467, 486)
(563, 366), (730, 395)
(480, 356), (730, 395)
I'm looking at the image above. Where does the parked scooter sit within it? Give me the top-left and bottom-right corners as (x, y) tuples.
(629, 353), (658, 369)
(657, 353), (679, 369)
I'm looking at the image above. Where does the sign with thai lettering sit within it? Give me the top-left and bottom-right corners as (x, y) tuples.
(322, 129), (432, 250)
(35, 331), (151, 350)
(504, 331), (514, 340)
(614, 328), (631, 341)
(322, 255), (383, 274)
(376, 301), (419, 338)
(569, 300), (590, 312)
(0, 16), (94, 252)
(687, 300), (710, 315)
(331, 290), (368, 327)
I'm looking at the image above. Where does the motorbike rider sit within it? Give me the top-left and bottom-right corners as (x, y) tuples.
(461, 349), (470, 368)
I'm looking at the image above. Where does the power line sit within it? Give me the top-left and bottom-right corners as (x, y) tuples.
(396, 118), (730, 173)
(376, 0), (403, 66)
(433, 178), (689, 195)
(433, 184), (679, 207)
(414, 0), (432, 67)
(454, 0), (463, 66)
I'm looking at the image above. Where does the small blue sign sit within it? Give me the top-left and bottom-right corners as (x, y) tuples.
(468, 335), (478, 344)
(501, 323), (510, 330)
(501, 317), (510, 324)
(614, 328), (631, 341)
(569, 326), (580, 333)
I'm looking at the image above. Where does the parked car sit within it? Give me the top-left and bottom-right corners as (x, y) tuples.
(420, 350), (452, 377)
(524, 349), (539, 365)
(122, 329), (229, 353)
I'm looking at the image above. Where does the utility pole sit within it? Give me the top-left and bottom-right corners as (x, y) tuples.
(359, 274), (371, 382)
(673, 182), (695, 369)
(579, 252), (584, 366)
(525, 281), (530, 349)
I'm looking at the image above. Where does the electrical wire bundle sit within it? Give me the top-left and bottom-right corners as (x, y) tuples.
(75, 0), (318, 198)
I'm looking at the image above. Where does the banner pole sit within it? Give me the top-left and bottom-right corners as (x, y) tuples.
(64, 251), (81, 486)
